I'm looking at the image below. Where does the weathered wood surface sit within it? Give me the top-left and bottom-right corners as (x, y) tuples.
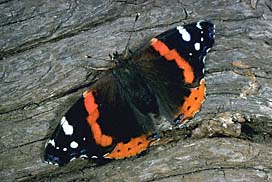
(1, 0), (272, 181)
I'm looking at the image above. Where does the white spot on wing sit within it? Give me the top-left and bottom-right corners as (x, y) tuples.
(189, 52), (192, 56)
(103, 153), (110, 158)
(196, 21), (202, 29)
(176, 26), (191, 41)
(203, 56), (206, 64)
(70, 141), (78, 149)
(194, 43), (200, 51)
(61, 116), (73, 135)
(83, 137), (86, 141)
(80, 154), (88, 159)
(91, 155), (98, 159)
(47, 139), (55, 147)
(63, 148), (67, 151)
(201, 37), (204, 42)
(70, 157), (76, 162)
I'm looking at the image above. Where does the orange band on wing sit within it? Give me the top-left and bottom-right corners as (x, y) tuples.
(178, 79), (206, 123)
(84, 91), (113, 147)
(151, 38), (194, 83)
(103, 134), (152, 159)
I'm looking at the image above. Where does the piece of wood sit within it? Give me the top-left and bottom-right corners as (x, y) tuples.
(1, 0), (272, 181)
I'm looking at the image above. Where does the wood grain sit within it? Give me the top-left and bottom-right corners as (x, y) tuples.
(1, 0), (272, 181)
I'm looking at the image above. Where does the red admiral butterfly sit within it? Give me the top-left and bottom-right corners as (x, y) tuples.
(44, 20), (215, 166)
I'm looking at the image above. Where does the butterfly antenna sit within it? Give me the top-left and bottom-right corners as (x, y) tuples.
(124, 13), (140, 57)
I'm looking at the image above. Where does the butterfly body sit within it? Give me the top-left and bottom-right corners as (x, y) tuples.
(44, 21), (215, 166)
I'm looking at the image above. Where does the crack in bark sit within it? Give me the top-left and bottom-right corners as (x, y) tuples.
(0, 137), (49, 154)
(219, 13), (264, 22)
(0, 10), (51, 27)
(51, 0), (79, 35)
(0, 0), (15, 5)
(0, 14), (120, 60)
(12, 108), (55, 124)
(118, 13), (188, 34)
(265, 1), (272, 12)
(146, 166), (270, 182)
(206, 92), (241, 97)
(0, 72), (100, 115)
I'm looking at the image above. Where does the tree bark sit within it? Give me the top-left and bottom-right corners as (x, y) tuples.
(0, 0), (272, 181)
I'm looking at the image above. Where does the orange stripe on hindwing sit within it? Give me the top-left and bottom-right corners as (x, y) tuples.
(104, 134), (153, 159)
(178, 79), (206, 123)
(83, 91), (113, 147)
(83, 91), (155, 159)
(150, 38), (194, 83)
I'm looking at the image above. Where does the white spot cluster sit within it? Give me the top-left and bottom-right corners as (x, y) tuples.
(177, 21), (209, 57)
(177, 26), (191, 41)
(61, 116), (74, 135)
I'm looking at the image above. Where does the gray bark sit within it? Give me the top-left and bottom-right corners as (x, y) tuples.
(0, 0), (272, 181)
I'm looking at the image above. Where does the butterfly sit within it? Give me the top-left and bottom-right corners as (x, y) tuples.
(44, 20), (215, 166)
